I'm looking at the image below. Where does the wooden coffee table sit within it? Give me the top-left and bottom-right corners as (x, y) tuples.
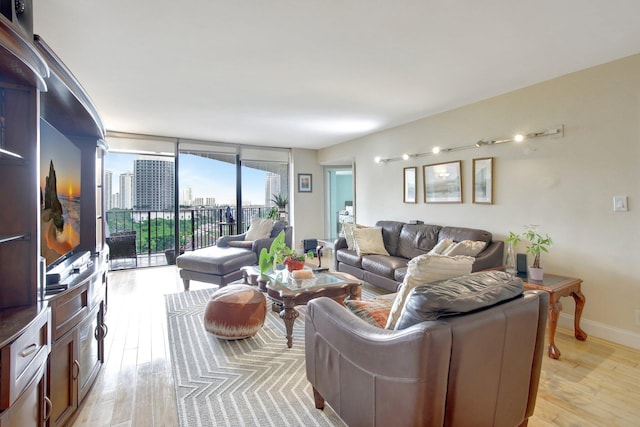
(264, 270), (361, 348)
(522, 273), (587, 359)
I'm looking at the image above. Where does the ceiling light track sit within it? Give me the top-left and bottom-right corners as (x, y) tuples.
(374, 125), (563, 163)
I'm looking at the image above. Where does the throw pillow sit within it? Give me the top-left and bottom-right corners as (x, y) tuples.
(270, 221), (286, 237)
(394, 271), (524, 330)
(443, 240), (487, 257)
(342, 223), (368, 250)
(385, 254), (474, 329)
(345, 296), (394, 328)
(245, 218), (275, 241)
(428, 238), (454, 255)
(353, 227), (389, 256)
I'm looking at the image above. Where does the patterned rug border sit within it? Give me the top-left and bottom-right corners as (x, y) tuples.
(165, 287), (357, 427)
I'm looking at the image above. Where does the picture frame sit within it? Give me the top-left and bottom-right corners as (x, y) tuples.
(472, 157), (493, 204)
(423, 160), (462, 203)
(403, 167), (417, 203)
(298, 173), (312, 192)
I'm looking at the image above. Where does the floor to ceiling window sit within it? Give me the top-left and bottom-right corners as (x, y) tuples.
(177, 142), (238, 251)
(240, 146), (290, 224)
(104, 134), (290, 269)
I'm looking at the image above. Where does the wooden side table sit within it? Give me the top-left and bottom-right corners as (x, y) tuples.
(523, 273), (587, 359)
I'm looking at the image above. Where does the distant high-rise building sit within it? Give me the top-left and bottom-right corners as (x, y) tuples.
(193, 197), (216, 207)
(265, 172), (281, 206)
(181, 186), (193, 206)
(119, 172), (134, 209)
(134, 157), (174, 210)
(104, 170), (113, 211)
(112, 192), (119, 209)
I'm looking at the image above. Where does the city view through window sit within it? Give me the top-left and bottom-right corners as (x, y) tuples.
(104, 152), (288, 264)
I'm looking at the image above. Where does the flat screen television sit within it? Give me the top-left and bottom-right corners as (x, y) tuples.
(40, 118), (82, 269)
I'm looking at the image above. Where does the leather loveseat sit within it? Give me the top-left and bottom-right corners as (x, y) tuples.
(306, 272), (549, 427)
(334, 220), (504, 292)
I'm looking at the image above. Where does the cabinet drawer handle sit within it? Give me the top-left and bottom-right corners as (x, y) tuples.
(19, 343), (38, 357)
(102, 324), (108, 338)
(73, 360), (80, 380)
(94, 325), (100, 340)
(44, 396), (52, 422)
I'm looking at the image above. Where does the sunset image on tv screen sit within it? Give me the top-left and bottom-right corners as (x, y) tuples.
(40, 120), (82, 266)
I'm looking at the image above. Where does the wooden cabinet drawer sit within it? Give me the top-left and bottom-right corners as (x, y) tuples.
(50, 284), (88, 341)
(0, 307), (50, 410)
(0, 361), (46, 427)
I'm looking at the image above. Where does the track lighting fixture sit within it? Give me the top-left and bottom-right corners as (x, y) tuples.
(374, 125), (563, 163)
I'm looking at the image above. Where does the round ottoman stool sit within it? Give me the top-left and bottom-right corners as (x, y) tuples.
(203, 285), (267, 339)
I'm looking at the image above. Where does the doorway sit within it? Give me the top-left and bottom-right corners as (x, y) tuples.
(326, 167), (354, 240)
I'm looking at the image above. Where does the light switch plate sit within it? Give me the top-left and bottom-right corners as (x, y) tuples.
(613, 196), (628, 212)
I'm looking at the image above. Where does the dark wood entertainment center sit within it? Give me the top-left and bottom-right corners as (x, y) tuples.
(0, 10), (109, 427)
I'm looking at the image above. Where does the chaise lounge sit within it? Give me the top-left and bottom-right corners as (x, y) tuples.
(176, 219), (291, 290)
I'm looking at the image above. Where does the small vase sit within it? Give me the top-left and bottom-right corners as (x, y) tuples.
(505, 242), (516, 275)
(528, 266), (544, 281)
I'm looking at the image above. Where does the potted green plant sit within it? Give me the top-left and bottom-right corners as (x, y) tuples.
(259, 230), (288, 276)
(271, 193), (288, 209)
(258, 230), (313, 275)
(507, 225), (553, 280)
(265, 207), (279, 220)
(271, 193), (289, 222)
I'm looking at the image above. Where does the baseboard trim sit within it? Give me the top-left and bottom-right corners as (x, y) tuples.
(559, 313), (640, 350)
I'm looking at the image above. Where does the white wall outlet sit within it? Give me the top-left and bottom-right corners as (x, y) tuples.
(636, 309), (640, 326)
(613, 195), (628, 212)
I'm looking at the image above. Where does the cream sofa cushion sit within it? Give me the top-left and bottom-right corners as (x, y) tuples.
(342, 223), (368, 250)
(245, 218), (275, 241)
(385, 254), (474, 329)
(444, 240), (486, 257)
(353, 227), (389, 256)
(428, 238), (454, 255)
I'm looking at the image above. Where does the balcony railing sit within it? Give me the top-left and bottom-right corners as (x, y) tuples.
(105, 206), (272, 261)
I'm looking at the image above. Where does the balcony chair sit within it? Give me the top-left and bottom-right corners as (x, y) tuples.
(105, 230), (137, 268)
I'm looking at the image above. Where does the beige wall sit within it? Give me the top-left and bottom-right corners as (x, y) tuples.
(317, 54), (640, 348)
(290, 148), (325, 253)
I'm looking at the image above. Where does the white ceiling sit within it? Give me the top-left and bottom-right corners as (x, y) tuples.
(34, 1), (640, 150)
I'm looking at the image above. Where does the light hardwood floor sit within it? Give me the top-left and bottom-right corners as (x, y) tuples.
(72, 265), (640, 427)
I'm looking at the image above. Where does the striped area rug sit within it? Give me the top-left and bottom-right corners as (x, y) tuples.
(166, 286), (384, 427)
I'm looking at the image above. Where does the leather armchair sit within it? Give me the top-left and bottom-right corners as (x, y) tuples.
(305, 290), (549, 427)
(217, 220), (292, 257)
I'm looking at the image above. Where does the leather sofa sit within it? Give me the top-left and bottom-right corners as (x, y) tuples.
(305, 273), (549, 427)
(334, 220), (504, 292)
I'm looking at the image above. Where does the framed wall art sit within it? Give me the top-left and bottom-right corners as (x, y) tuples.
(423, 161), (462, 203)
(298, 173), (312, 192)
(472, 157), (493, 204)
(403, 166), (417, 203)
